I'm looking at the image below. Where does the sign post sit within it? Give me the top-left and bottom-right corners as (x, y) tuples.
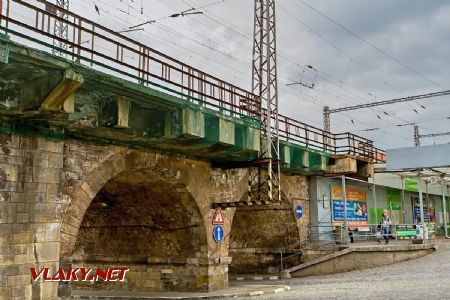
(342, 175), (348, 242)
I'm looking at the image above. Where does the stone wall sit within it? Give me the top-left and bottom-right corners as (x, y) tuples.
(0, 134), (65, 300)
(0, 133), (310, 299)
(228, 174), (309, 274)
(288, 244), (437, 277)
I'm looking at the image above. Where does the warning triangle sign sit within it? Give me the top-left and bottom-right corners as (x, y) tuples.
(212, 208), (225, 225)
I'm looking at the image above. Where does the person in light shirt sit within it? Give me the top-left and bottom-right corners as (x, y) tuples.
(381, 210), (392, 244)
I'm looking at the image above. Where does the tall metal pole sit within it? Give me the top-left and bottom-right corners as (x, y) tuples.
(341, 175), (348, 243)
(323, 106), (331, 151)
(441, 177), (449, 239)
(414, 125), (420, 147)
(323, 106), (330, 133)
(401, 176), (406, 223)
(250, 0), (280, 203)
(373, 178), (377, 225)
(418, 172), (424, 225)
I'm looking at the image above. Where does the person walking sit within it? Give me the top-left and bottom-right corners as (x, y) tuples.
(381, 210), (392, 244)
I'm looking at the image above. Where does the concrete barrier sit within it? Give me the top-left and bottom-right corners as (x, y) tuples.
(282, 243), (437, 278)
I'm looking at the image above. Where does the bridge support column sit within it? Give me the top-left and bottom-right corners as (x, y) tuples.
(0, 133), (64, 300)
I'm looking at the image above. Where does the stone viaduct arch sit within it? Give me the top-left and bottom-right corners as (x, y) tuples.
(59, 147), (249, 292)
(0, 134), (309, 299)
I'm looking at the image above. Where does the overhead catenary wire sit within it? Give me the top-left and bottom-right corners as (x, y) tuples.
(289, 0), (449, 122)
(297, 0), (442, 89)
(148, 1), (446, 137)
(179, 0), (432, 128)
(70, 0), (444, 146)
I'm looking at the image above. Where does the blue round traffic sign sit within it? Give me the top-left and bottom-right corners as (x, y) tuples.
(295, 205), (303, 219)
(213, 225), (224, 243)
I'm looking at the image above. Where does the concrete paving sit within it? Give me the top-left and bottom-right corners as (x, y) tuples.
(69, 284), (290, 299)
(239, 239), (450, 300)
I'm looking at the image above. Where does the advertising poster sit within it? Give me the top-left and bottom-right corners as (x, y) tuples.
(332, 186), (368, 230)
(413, 197), (435, 224)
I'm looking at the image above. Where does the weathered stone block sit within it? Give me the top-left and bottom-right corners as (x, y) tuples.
(0, 203), (16, 223)
(15, 213), (29, 223)
(15, 203), (28, 213)
(32, 167), (61, 184)
(47, 153), (63, 169)
(0, 255), (14, 266)
(0, 265), (19, 276)
(45, 223), (60, 242)
(0, 164), (18, 182)
(14, 244), (27, 255)
(38, 282), (58, 300)
(60, 222), (78, 237)
(35, 242), (59, 262)
(30, 204), (64, 222)
(7, 274), (30, 286)
(0, 287), (12, 298)
(0, 244), (13, 255)
(37, 139), (63, 153)
(10, 232), (32, 244)
(23, 183), (47, 194)
(12, 285), (25, 297)
(13, 254), (28, 264)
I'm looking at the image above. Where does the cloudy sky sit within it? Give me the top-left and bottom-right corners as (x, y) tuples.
(9, 0), (450, 149)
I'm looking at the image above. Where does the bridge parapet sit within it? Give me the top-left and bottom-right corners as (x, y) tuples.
(0, 0), (385, 166)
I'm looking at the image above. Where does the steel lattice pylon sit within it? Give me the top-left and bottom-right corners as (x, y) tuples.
(51, 0), (69, 56)
(248, 0), (281, 204)
(414, 125), (420, 147)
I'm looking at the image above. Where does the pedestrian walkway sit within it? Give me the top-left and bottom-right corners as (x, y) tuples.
(69, 284), (290, 299)
(239, 239), (450, 300)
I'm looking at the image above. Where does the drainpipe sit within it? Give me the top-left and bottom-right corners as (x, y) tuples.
(442, 177), (449, 239)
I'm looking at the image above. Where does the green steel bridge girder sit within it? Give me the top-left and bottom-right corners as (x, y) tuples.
(0, 34), (330, 173)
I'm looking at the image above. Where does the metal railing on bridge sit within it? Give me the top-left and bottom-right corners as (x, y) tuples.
(0, 0), (386, 163)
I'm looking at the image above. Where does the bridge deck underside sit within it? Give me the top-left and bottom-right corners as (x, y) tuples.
(0, 38), (330, 175)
